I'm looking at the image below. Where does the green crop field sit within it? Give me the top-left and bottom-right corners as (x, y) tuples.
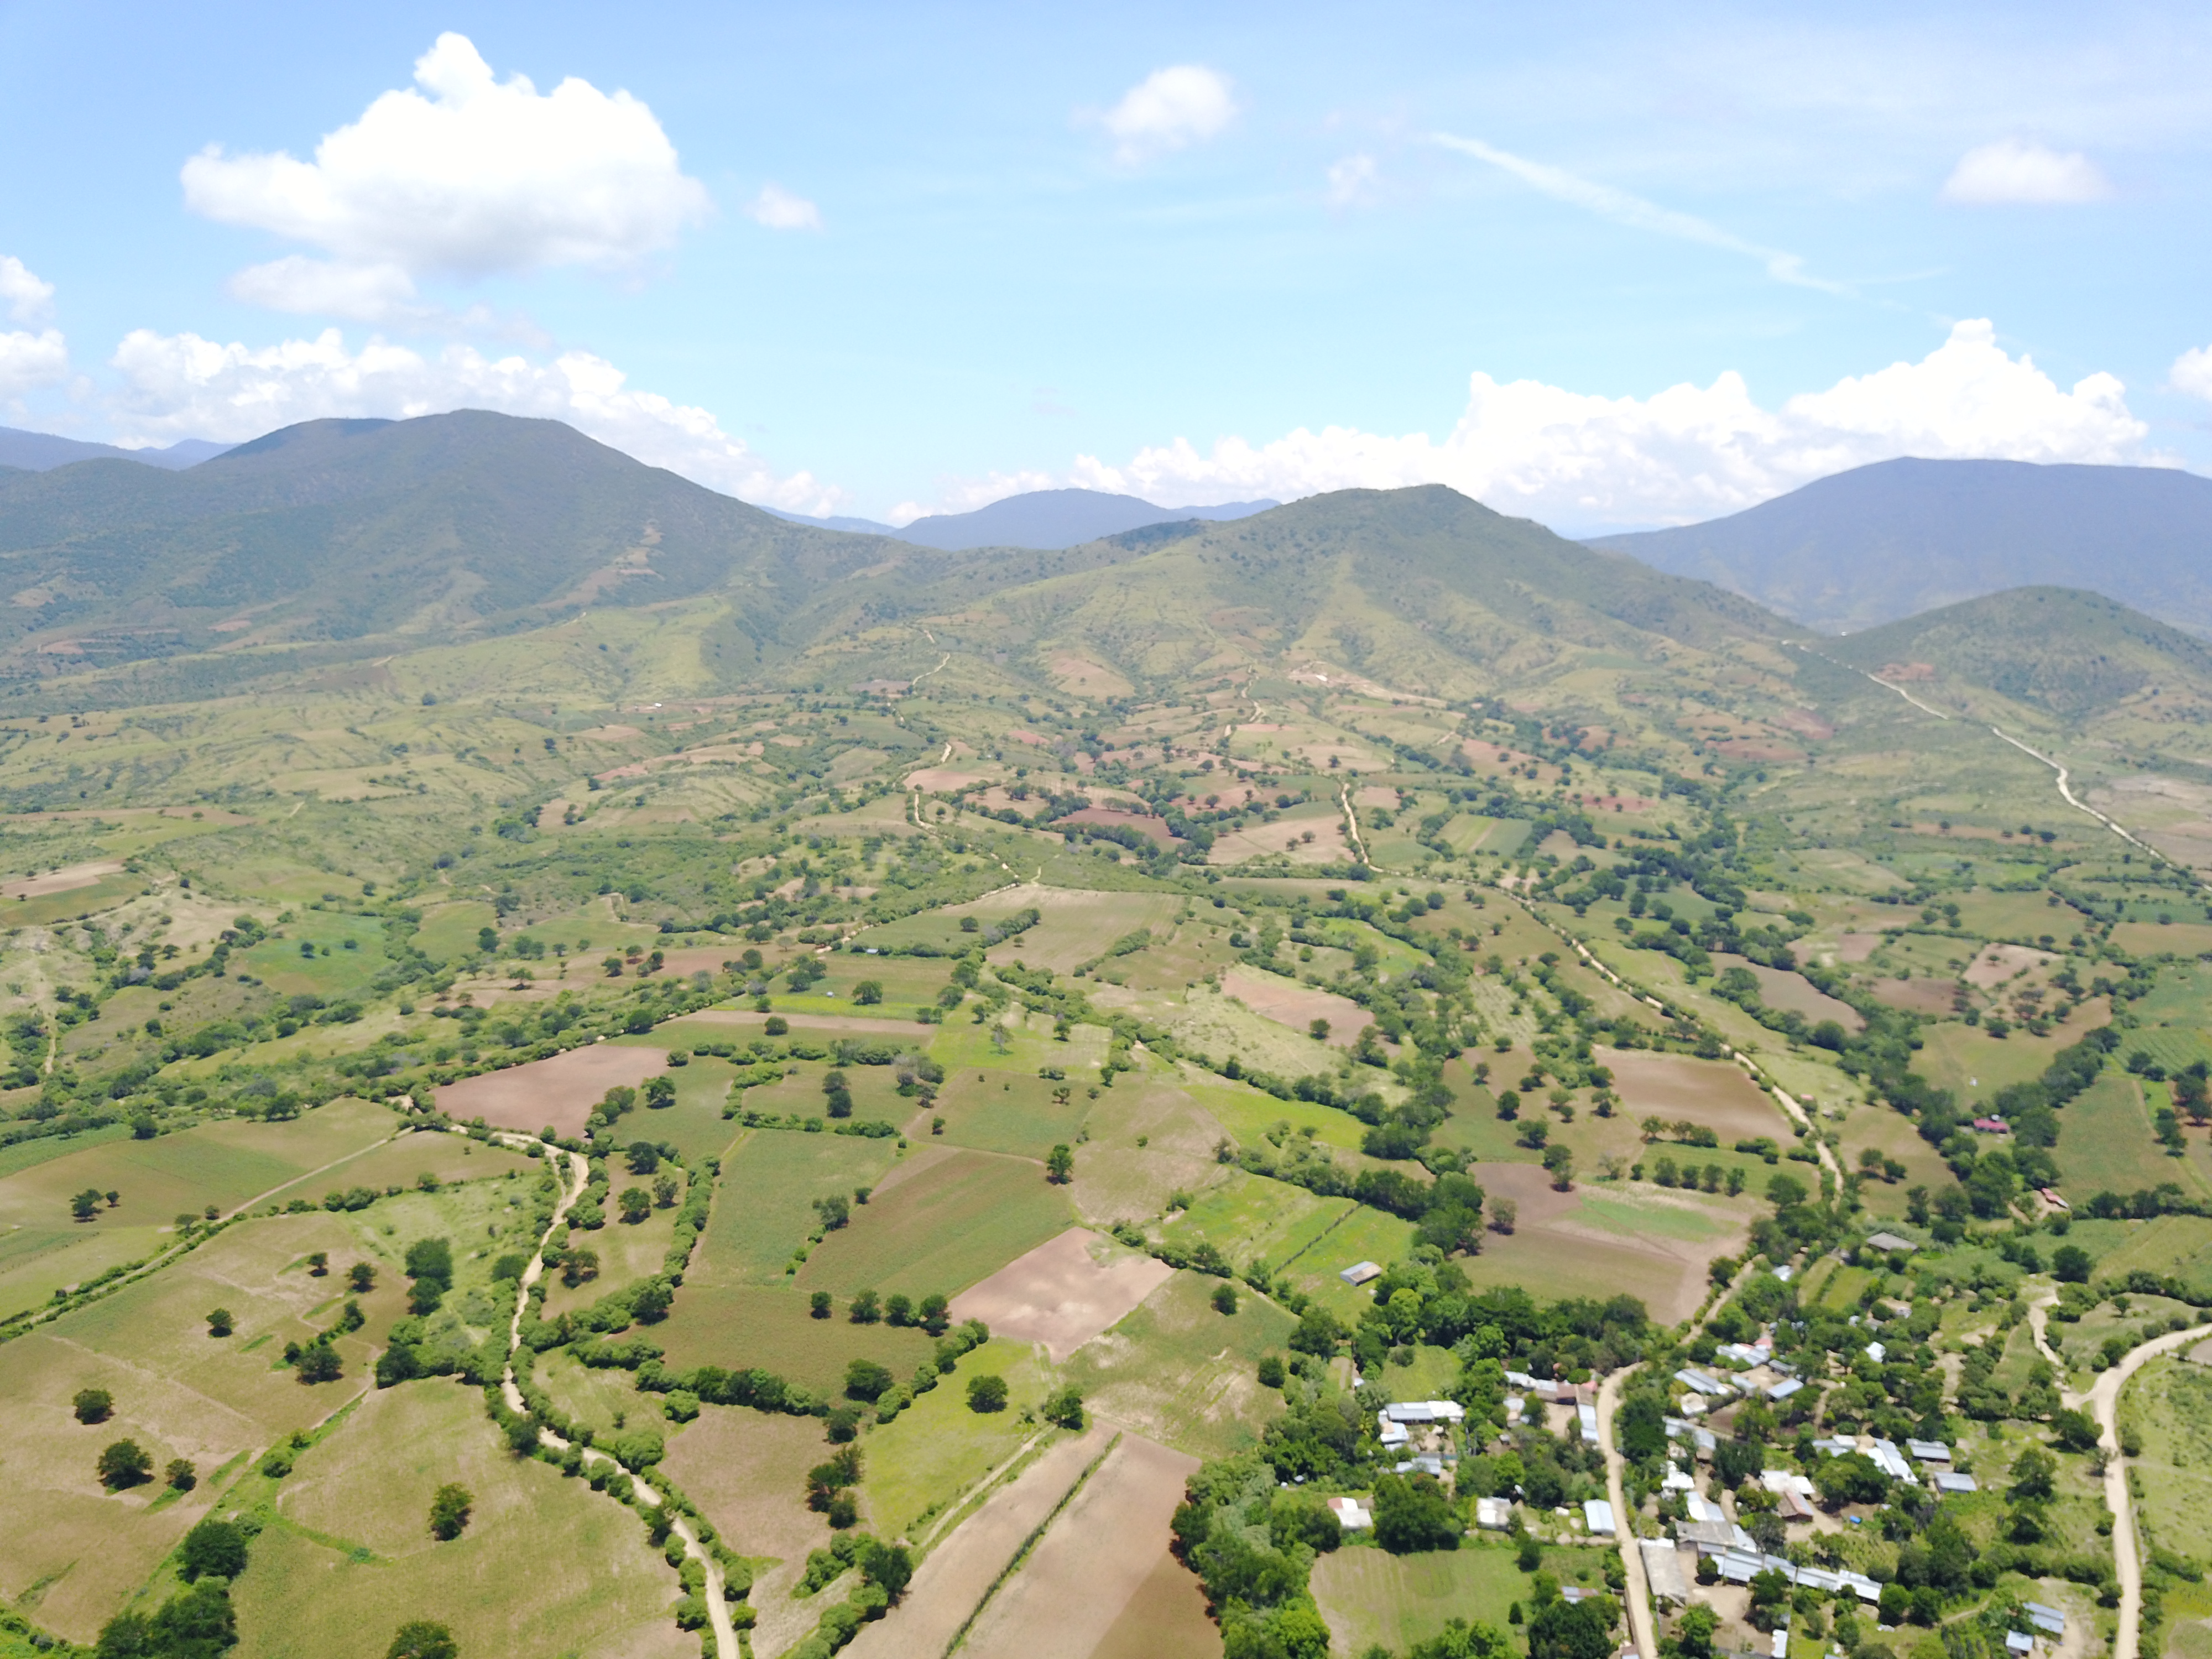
(1312, 1542), (1532, 1657)
(2059, 1071), (2182, 1199)
(693, 1128), (905, 1284)
(796, 1146), (1072, 1296)
(860, 1337), (1052, 1538)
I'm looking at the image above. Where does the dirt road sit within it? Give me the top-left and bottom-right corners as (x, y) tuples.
(2083, 1321), (2212, 1659)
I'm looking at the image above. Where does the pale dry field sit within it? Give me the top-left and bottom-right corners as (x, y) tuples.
(949, 1228), (1173, 1362)
(435, 1042), (671, 1136)
(1219, 966), (1369, 1046)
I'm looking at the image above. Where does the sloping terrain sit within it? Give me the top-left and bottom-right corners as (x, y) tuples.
(1592, 457), (2212, 635)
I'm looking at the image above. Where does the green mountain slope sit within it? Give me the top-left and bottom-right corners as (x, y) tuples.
(1824, 586), (2212, 721)
(901, 484), (1792, 698)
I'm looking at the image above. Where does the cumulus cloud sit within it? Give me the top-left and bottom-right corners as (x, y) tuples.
(1941, 139), (2111, 205)
(182, 31), (709, 306)
(105, 327), (842, 513)
(2173, 345), (2212, 400)
(1101, 66), (1237, 164)
(0, 256), (56, 325)
(0, 328), (69, 401)
(227, 255), (420, 321)
(1060, 321), (2148, 530)
(1436, 133), (1844, 294)
(743, 185), (823, 232)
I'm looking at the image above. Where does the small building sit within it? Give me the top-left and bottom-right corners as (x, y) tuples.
(1865, 1340), (1887, 1364)
(1584, 1499), (1616, 1536)
(1475, 1496), (1515, 1530)
(1934, 1471), (1979, 1494)
(1327, 1495), (1373, 1529)
(2023, 1603), (2066, 1637)
(1578, 1402), (1601, 1444)
(1767, 1378), (1804, 1403)
(1776, 1489), (1815, 1524)
(1340, 1261), (1383, 1286)
(1640, 1539), (1691, 1605)
(1869, 1439), (1914, 1481)
(2006, 1634), (2034, 1656)
(1772, 1627), (1791, 1659)
(1662, 1465), (1696, 1493)
(1383, 1400), (1468, 1425)
(2038, 1188), (2070, 1212)
(1864, 1232), (1916, 1253)
(1377, 1415), (1410, 1449)
(1973, 1117), (2011, 1135)
(1906, 1439), (1951, 1465)
(1675, 1368), (1733, 1398)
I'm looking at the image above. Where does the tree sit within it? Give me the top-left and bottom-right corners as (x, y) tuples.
(1527, 1597), (1613, 1659)
(1488, 1198), (1517, 1235)
(1542, 1144), (1574, 1191)
(98, 1438), (153, 1489)
(810, 1291), (833, 1319)
(652, 1172), (679, 1208)
(1212, 1282), (1240, 1315)
(71, 1187), (102, 1221)
(1042, 1385), (1086, 1429)
(2051, 1407), (2101, 1453)
(1812, 1451), (1888, 1507)
(643, 1075), (677, 1109)
(849, 1288), (881, 1324)
(967, 1374), (1009, 1412)
(1373, 1472), (1460, 1553)
(307, 1251), (328, 1276)
(179, 1517), (248, 1581)
(618, 1187), (651, 1224)
(2010, 1446), (2057, 1503)
(844, 1359), (894, 1402)
(2053, 1244), (2092, 1283)
(561, 1248), (599, 1288)
(859, 1536), (912, 1599)
(295, 1342), (343, 1384)
(918, 1292), (951, 1335)
(166, 1458), (197, 1491)
(429, 1483), (473, 1541)
(624, 1141), (661, 1174)
(75, 1386), (113, 1424)
(1309, 1017), (1332, 1041)
(853, 979), (884, 1005)
(1674, 1605), (1721, 1659)
(1045, 1143), (1074, 1183)
(386, 1621), (460, 1659)
(348, 1261), (377, 1293)
(813, 1193), (851, 1231)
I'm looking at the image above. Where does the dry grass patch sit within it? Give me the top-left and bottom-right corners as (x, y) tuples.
(435, 1043), (672, 1138)
(950, 1229), (1174, 1362)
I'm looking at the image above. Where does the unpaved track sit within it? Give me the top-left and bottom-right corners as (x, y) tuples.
(492, 1133), (738, 1659)
(2081, 1321), (2212, 1659)
(843, 1425), (1112, 1659)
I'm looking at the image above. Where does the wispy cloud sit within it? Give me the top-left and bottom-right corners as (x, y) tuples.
(1433, 133), (1848, 296)
(1940, 139), (2110, 205)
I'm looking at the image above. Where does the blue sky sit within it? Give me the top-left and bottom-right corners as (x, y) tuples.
(1, 1), (2208, 530)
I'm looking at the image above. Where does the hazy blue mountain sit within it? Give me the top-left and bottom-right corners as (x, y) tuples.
(0, 427), (231, 472)
(765, 486), (1277, 550)
(1587, 458), (2212, 636)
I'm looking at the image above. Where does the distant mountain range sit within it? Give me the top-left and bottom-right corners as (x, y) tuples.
(766, 486), (1277, 550)
(0, 426), (231, 473)
(1588, 458), (2212, 636)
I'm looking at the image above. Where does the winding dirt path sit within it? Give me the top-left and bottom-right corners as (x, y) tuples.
(2080, 1321), (2212, 1659)
(490, 1133), (738, 1659)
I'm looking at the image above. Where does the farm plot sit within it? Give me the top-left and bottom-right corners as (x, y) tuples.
(1284, 1204), (1420, 1322)
(849, 1427), (1109, 1659)
(858, 1335), (1058, 1546)
(234, 1379), (689, 1659)
(1600, 1050), (1792, 1142)
(2057, 1072), (2178, 1200)
(958, 1433), (1201, 1659)
(434, 1042), (671, 1138)
(695, 1129), (904, 1285)
(1312, 1543), (1527, 1658)
(796, 1146), (1073, 1298)
(1451, 1164), (1749, 1322)
(1069, 1080), (1234, 1225)
(0, 1212), (403, 1643)
(655, 1281), (936, 1394)
(1057, 1271), (1297, 1460)
(973, 886), (1183, 973)
(931, 1066), (1093, 1160)
(2121, 1357), (2212, 1564)
(661, 1405), (834, 1591)
(950, 1229), (1173, 1361)
(1219, 966), (1370, 1045)
(1162, 1171), (1355, 1275)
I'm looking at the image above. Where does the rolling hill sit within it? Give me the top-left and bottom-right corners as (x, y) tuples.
(0, 426), (229, 472)
(1589, 457), (2212, 637)
(768, 486), (1277, 550)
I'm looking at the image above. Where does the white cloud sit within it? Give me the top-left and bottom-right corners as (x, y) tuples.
(743, 185), (823, 232)
(1941, 139), (2111, 204)
(1325, 154), (1380, 210)
(227, 255), (419, 321)
(1435, 133), (1845, 295)
(1060, 321), (2149, 530)
(1101, 66), (1237, 164)
(2173, 345), (2212, 400)
(105, 327), (843, 514)
(0, 328), (68, 401)
(887, 467), (1061, 527)
(0, 256), (56, 325)
(182, 31), (709, 299)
